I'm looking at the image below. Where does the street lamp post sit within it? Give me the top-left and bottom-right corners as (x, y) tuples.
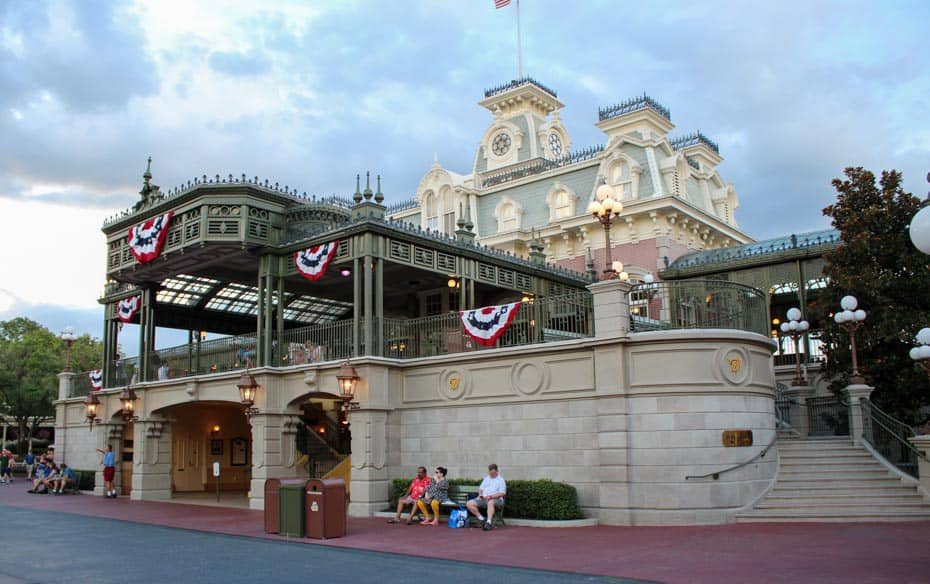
(779, 307), (810, 386)
(834, 295), (867, 385)
(61, 326), (77, 372)
(909, 327), (930, 377)
(587, 183), (623, 279)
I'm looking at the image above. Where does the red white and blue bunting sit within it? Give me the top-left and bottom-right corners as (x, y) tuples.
(127, 211), (174, 264)
(89, 370), (103, 391)
(294, 240), (339, 281)
(117, 295), (141, 323)
(460, 302), (521, 346)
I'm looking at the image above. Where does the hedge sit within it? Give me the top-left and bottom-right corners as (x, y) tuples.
(390, 477), (581, 521)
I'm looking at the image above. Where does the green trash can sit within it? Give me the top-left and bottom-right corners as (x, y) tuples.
(279, 484), (306, 537)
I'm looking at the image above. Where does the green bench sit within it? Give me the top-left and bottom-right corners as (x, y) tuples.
(440, 484), (505, 526)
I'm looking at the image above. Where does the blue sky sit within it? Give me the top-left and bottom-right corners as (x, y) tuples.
(1, 0), (928, 344)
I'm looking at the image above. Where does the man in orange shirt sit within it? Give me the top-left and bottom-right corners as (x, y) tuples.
(388, 466), (430, 524)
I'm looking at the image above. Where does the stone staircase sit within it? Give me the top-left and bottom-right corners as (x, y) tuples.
(736, 437), (930, 522)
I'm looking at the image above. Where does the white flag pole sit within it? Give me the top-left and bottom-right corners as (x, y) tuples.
(516, 0), (523, 78)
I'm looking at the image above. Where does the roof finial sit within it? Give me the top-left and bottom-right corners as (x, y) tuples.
(363, 171), (373, 201)
(353, 174), (362, 203)
(143, 157), (152, 183)
(433, 152), (439, 167)
(375, 174), (384, 204)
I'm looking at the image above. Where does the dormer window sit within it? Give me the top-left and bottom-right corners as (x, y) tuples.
(546, 184), (577, 222)
(609, 160), (633, 199)
(501, 203), (516, 230)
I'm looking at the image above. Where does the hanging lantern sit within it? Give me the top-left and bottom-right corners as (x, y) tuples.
(336, 361), (359, 401)
(119, 386), (138, 421)
(84, 391), (101, 430)
(237, 371), (260, 408)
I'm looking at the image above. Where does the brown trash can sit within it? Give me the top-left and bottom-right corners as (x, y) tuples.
(305, 478), (346, 539)
(264, 478), (309, 533)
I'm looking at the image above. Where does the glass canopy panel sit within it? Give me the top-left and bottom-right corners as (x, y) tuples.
(205, 282), (260, 315)
(157, 274), (222, 306)
(284, 296), (352, 324)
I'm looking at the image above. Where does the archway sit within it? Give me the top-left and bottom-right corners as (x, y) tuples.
(159, 402), (252, 502)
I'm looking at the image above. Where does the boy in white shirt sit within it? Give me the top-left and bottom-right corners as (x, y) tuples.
(466, 463), (506, 531)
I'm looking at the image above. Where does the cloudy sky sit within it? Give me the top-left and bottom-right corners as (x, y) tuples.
(1, 0), (928, 342)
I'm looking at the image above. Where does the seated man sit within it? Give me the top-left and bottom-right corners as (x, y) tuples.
(53, 464), (78, 495)
(29, 461), (52, 493)
(466, 463), (506, 531)
(40, 463), (60, 493)
(387, 466), (430, 524)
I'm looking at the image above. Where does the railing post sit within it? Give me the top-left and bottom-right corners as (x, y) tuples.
(586, 280), (633, 338)
(783, 384), (815, 438)
(907, 435), (930, 495)
(57, 371), (76, 401)
(843, 383), (874, 445)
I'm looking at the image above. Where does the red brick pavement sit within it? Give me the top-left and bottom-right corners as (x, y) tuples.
(2, 485), (929, 583)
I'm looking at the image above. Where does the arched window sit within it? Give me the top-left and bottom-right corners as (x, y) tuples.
(424, 192), (438, 230)
(553, 191), (572, 219)
(441, 188), (455, 234)
(609, 160), (633, 199)
(501, 203), (516, 231)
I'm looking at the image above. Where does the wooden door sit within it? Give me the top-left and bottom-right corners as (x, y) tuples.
(120, 423), (134, 495)
(172, 430), (203, 491)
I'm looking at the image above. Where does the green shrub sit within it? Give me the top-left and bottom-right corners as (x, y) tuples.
(389, 476), (581, 520)
(74, 469), (96, 491)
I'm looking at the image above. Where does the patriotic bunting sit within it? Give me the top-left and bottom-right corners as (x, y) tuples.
(127, 211), (173, 264)
(295, 240), (339, 281)
(460, 302), (521, 346)
(494, 0), (511, 8)
(117, 295), (141, 323)
(89, 370), (103, 391)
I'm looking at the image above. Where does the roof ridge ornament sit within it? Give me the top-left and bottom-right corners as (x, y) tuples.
(353, 174), (362, 203)
(375, 175), (384, 204)
(363, 171), (373, 201)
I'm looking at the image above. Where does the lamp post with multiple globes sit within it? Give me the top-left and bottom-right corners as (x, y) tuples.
(587, 182), (623, 279)
(780, 307), (810, 386)
(834, 295), (867, 385)
(909, 327), (930, 378)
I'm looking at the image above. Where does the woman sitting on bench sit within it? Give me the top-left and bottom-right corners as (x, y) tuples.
(416, 467), (449, 526)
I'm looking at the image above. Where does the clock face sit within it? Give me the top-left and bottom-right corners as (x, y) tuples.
(548, 133), (563, 157)
(491, 132), (512, 156)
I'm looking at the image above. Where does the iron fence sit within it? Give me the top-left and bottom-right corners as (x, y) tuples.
(153, 333), (258, 380)
(775, 382), (793, 427)
(629, 280), (768, 336)
(275, 319), (358, 365)
(861, 398), (921, 477)
(807, 395), (849, 437)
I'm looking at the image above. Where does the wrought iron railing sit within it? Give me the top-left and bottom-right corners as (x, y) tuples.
(275, 319), (358, 365)
(861, 399), (923, 477)
(69, 371), (95, 398)
(599, 94), (671, 122)
(153, 333), (258, 380)
(382, 292), (593, 359)
(670, 131), (720, 154)
(807, 396), (849, 437)
(774, 382), (793, 428)
(628, 280), (769, 336)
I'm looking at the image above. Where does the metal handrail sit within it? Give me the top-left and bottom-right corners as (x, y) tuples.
(861, 398), (927, 477)
(685, 433), (779, 480)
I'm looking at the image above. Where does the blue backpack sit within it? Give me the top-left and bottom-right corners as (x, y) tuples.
(448, 507), (468, 529)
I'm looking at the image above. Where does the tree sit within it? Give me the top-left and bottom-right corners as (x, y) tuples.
(0, 318), (102, 454)
(814, 167), (930, 422)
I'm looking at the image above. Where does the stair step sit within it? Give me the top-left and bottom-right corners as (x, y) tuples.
(769, 486), (918, 497)
(780, 454), (874, 463)
(778, 469), (892, 479)
(736, 511), (930, 523)
(755, 502), (929, 512)
(774, 478), (906, 489)
(779, 465), (888, 474)
(764, 493), (923, 503)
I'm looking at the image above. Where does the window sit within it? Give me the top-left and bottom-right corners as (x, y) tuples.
(501, 204), (516, 231)
(443, 212), (455, 234)
(441, 189), (455, 234)
(554, 191), (572, 219)
(424, 192), (438, 230)
(609, 161), (633, 199)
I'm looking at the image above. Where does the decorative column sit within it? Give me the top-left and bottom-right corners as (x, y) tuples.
(247, 413), (302, 510)
(587, 279), (634, 339)
(843, 384), (874, 445)
(348, 363), (392, 516)
(131, 416), (172, 501)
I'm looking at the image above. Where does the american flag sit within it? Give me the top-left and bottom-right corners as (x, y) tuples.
(495, 0), (511, 8)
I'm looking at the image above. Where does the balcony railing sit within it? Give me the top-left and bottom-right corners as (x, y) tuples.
(628, 280), (768, 336)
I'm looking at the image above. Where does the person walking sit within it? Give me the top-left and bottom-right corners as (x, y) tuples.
(96, 444), (117, 498)
(24, 450), (35, 482)
(0, 452), (10, 485)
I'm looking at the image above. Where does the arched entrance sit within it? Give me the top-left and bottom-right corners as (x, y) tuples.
(160, 402), (251, 501)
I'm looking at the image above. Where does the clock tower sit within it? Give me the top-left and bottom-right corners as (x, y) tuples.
(473, 78), (571, 175)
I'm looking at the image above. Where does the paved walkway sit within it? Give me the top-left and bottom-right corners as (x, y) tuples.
(2, 485), (929, 583)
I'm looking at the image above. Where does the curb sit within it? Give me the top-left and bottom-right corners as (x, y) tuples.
(372, 511), (597, 528)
